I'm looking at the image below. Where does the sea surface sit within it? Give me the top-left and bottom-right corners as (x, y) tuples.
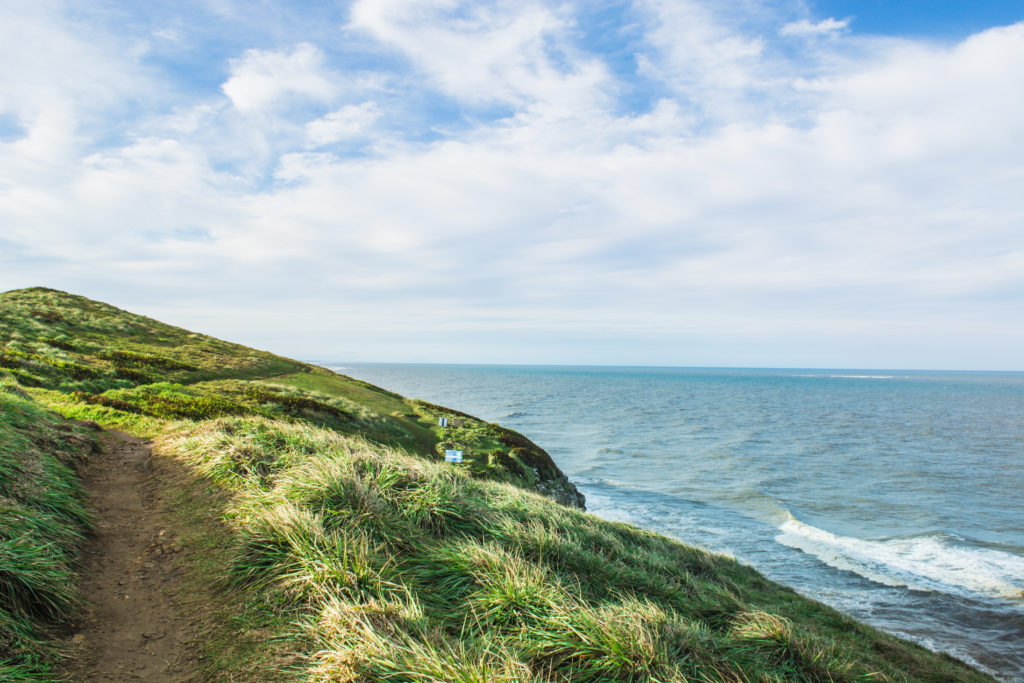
(319, 363), (1024, 680)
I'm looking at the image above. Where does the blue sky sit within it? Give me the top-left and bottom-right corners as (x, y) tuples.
(2, 1), (1023, 370)
(810, 1), (1024, 38)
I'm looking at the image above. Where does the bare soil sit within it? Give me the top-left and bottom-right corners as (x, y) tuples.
(61, 431), (202, 682)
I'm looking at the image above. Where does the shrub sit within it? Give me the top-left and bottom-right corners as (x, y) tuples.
(246, 387), (351, 420)
(97, 349), (198, 372)
(40, 338), (75, 352)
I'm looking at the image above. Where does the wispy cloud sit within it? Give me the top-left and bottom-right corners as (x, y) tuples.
(349, 0), (610, 110)
(780, 17), (850, 37)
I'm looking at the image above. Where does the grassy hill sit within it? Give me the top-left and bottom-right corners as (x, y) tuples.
(0, 287), (582, 508)
(0, 287), (993, 681)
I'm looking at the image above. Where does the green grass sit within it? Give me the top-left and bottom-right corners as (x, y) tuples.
(25, 388), (173, 438)
(0, 287), (305, 392)
(269, 369), (440, 454)
(2, 288), (579, 502)
(0, 287), (998, 681)
(160, 417), (992, 682)
(142, 438), (303, 681)
(269, 368), (408, 418)
(0, 386), (95, 680)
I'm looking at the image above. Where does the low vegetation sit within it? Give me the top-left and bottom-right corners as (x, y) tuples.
(0, 287), (994, 681)
(0, 384), (95, 680)
(160, 417), (991, 682)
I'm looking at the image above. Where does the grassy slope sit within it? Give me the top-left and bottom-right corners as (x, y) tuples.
(0, 287), (993, 681)
(0, 287), (579, 503)
(164, 417), (992, 682)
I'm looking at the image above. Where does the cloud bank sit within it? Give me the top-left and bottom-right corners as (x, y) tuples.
(1, 0), (1023, 369)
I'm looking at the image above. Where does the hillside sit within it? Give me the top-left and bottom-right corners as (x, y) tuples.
(0, 287), (993, 681)
(0, 287), (583, 508)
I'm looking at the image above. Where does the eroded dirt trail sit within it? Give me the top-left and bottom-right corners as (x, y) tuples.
(63, 431), (199, 681)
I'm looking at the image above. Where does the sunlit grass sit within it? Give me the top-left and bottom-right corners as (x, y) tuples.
(0, 287), (997, 681)
(161, 417), (992, 682)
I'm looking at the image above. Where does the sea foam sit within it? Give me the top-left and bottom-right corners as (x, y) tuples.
(776, 515), (1024, 603)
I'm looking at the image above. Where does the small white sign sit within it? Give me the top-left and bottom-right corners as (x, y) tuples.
(444, 449), (463, 463)
(439, 417), (449, 427)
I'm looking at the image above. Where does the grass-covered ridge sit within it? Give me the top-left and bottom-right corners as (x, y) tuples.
(0, 287), (582, 506)
(0, 288), (301, 391)
(0, 286), (994, 680)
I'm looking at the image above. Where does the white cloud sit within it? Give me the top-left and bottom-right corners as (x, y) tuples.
(780, 17), (850, 37)
(221, 43), (337, 112)
(348, 0), (610, 110)
(0, 1), (151, 180)
(305, 102), (381, 146)
(0, 3), (142, 114)
(2, 2), (1024, 367)
(633, 0), (784, 124)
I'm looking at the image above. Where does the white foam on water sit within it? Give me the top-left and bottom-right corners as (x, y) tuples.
(776, 515), (1024, 603)
(828, 374), (897, 379)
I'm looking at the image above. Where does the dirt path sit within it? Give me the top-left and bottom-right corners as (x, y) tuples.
(62, 431), (199, 682)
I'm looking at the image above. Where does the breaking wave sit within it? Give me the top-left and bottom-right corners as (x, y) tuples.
(776, 515), (1024, 603)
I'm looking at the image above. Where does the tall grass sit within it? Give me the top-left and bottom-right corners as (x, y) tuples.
(163, 417), (992, 682)
(0, 390), (94, 679)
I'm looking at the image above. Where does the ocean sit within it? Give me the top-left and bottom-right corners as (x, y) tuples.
(319, 363), (1024, 680)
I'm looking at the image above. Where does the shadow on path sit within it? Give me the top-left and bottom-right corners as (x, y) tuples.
(61, 430), (216, 682)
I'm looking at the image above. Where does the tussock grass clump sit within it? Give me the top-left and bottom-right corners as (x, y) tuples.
(466, 553), (562, 631)
(161, 417), (993, 683)
(0, 391), (94, 679)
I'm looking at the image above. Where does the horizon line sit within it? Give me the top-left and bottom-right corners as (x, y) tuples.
(304, 360), (1024, 374)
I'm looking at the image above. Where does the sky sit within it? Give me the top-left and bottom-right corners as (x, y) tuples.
(2, 1), (1023, 370)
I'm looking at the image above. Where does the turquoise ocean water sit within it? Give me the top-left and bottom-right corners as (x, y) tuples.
(321, 364), (1024, 680)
